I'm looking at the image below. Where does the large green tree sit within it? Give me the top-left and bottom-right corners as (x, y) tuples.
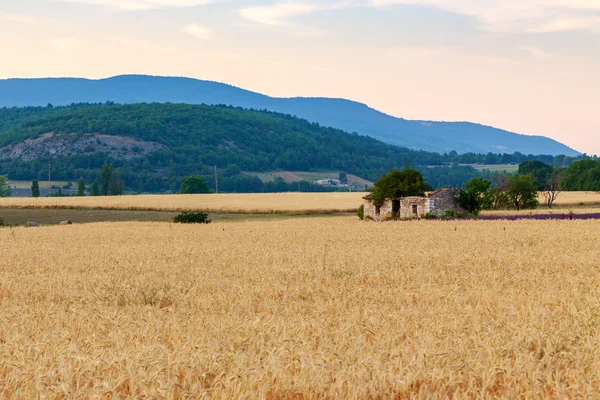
(31, 179), (40, 198)
(179, 174), (211, 194)
(370, 168), (426, 206)
(459, 177), (494, 215)
(518, 160), (553, 190)
(0, 175), (10, 197)
(506, 174), (538, 211)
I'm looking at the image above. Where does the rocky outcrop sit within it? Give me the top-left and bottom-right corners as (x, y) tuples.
(0, 132), (163, 162)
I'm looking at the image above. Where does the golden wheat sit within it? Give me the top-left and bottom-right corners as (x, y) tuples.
(1, 216), (600, 397)
(0, 192), (365, 213)
(0, 191), (598, 214)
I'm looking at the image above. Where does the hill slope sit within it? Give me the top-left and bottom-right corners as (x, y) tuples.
(0, 75), (579, 156)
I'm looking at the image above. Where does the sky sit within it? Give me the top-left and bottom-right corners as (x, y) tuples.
(0, 0), (599, 154)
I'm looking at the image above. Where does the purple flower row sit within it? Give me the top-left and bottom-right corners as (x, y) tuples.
(474, 213), (600, 221)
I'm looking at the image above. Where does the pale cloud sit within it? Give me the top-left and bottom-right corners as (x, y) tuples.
(367, 0), (600, 33)
(59, 0), (213, 11)
(49, 38), (79, 52)
(183, 24), (214, 40)
(532, 15), (600, 33)
(519, 45), (553, 60)
(238, 1), (357, 26)
(0, 14), (37, 24)
(239, 3), (318, 26)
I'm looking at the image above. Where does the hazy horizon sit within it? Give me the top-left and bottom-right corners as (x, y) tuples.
(1, 0), (598, 155)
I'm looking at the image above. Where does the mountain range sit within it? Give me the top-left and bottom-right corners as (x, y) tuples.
(0, 75), (579, 156)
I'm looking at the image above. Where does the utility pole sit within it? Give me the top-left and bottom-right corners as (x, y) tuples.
(214, 165), (219, 194)
(48, 163), (51, 195)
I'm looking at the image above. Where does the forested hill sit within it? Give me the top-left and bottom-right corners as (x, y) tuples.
(0, 103), (580, 193)
(0, 75), (580, 156)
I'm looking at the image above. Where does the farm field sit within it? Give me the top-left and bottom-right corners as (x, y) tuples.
(246, 171), (374, 187)
(1, 191), (600, 214)
(0, 208), (348, 226)
(2, 217), (600, 397)
(0, 192), (366, 213)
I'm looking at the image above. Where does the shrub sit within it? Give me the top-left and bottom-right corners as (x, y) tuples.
(443, 210), (458, 218)
(173, 211), (211, 224)
(422, 213), (438, 219)
(357, 204), (364, 220)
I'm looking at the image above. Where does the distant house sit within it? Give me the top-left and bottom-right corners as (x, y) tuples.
(362, 188), (467, 221)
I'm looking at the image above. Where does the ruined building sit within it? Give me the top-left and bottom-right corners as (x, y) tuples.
(362, 188), (467, 221)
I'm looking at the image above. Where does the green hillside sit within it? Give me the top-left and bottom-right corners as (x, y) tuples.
(0, 103), (580, 193)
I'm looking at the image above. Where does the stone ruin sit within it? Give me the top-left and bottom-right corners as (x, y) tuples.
(362, 188), (467, 221)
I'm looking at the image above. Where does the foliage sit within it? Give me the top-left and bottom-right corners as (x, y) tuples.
(173, 211), (211, 224)
(506, 174), (539, 211)
(339, 172), (348, 184)
(100, 163), (113, 196)
(459, 177), (494, 215)
(0, 175), (10, 197)
(31, 180), (40, 198)
(518, 160), (553, 190)
(179, 174), (211, 194)
(357, 204), (364, 220)
(77, 177), (86, 196)
(561, 159), (600, 191)
(370, 168), (426, 206)
(0, 103), (585, 194)
(91, 181), (100, 196)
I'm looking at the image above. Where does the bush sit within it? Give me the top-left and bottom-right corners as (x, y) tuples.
(173, 211), (211, 224)
(357, 204), (364, 220)
(422, 212), (438, 219)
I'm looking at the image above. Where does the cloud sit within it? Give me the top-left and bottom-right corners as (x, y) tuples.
(366, 0), (600, 33)
(49, 38), (79, 52)
(239, 3), (318, 26)
(519, 45), (553, 60)
(59, 0), (213, 11)
(183, 24), (214, 40)
(532, 15), (600, 33)
(0, 14), (37, 24)
(239, 1), (356, 26)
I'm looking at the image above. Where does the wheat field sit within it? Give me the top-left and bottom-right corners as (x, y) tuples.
(0, 192), (365, 213)
(0, 191), (598, 214)
(1, 216), (600, 397)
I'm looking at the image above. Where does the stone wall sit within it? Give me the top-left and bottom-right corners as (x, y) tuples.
(363, 199), (393, 221)
(429, 188), (467, 216)
(399, 197), (429, 219)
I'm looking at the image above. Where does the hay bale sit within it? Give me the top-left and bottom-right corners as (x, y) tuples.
(59, 220), (73, 226)
(25, 221), (39, 228)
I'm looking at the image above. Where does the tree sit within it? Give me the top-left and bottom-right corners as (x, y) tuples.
(110, 168), (124, 195)
(76, 177), (86, 196)
(370, 168), (426, 206)
(491, 172), (510, 210)
(506, 174), (538, 211)
(0, 175), (10, 197)
(31, 179), (40, 198)
(101, 163), (113, 196)
(179, 174), (211, 194)
(543, 168), (562, 209)
(459, 177), (494, 215)
(338, 172), (348, 184)
(91, 180), (100, 196)
(57, 187), (63, 197)
(518, 160), (553, 190)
